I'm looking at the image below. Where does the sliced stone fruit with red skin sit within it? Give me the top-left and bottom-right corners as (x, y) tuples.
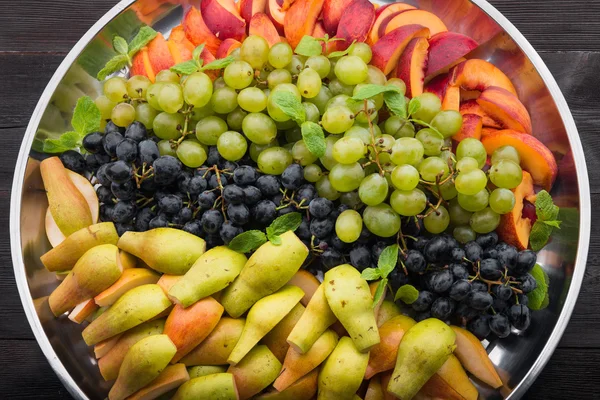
(370, 25), (430, 75)
(425, 32), (478, 78)
(394, 37), (429, 98)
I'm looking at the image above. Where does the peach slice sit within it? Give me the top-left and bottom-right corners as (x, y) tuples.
(451, 326), (503, 389)
(371, 25), (429, 75)
(334, 0), (375, 50)
(419, 355), (478, 400)
(131, 48), (153, 81)
(368, 3), (416, 44)
(423, 73), (459, 111)
(147, 33), (176, 76)
(239, 0), (268, 25)
(481, 130), (558, 190)
(394, 37), (428, 97)
(169, 25), (195, 63)
(442, 85), (460, 111)
(496, 171), (535, 250)
(68, 299), (98, 324)
(128, 364), (190, 400)
(481, 127), (499, 138)
(217, 38), (242, 59)
(425, 32), (478, 78)
(365, 315), (416, 379)
(384, 10), (447, 36)
(453, 114), (482, 142)
(284, 0), (325, 49)
(94, 268), (160, 307)
(266, 0), (286, 34)
(288, 269), (320, 306)
(477, 86), (532, 134)
(460, 99), (502, 129)
(322, 0), (354, 36)
(250, 12), (281, 46)
(183, 7), (222, 56)
(201, 0), (247, 41)
(450, 59), (516, 95)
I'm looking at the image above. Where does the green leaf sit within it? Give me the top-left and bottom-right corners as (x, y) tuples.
(201, 56), (235, 70)
(394, 284), (420, 304)
(378, 244), (399, 279)
(361, 268), (382, 281)
(529, 221), (554, 251)
(301, 121), (326, 158)
(327, 41), (355, 59)
(266, 212), (303, 242)
(408, 97), (421, 117)
(352, 84), (400, 101)
(97, 54), (129, 80)
(542, 220), (562, 228)
(71, 96), (101, 135)
(171, 60), (200, 75)
(409, 118), (444, 138)
(192, 44), (206, 61)
(269, 234), (282, 245)
(384, 91), (407, 119)
(128, 26), (158, 56)
(527, 264), (549, 310)
(271, 91), (306, 124)
(228, 230), (268, 253)
(295, 35), (323, 57)
(112, 35), (129, 55)
(535, 190), (560, 221)
(43, 131), (81, 153)
(372, 278), (387, 309)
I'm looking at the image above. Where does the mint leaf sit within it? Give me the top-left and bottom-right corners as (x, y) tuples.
(295, 35), (322, 57)
(201, 56), (235, 71)
(97, 54), (129, 80)
(301, 121), (326, 157)
(527, 264), (549, 310)
(372, 278), (387, 309)
(71, 96), (101, 135)
(171, 60), (200, 75)
(271, 91), (306, 124)
(378, 244), (399, 279)
(192, 44), (206, 61)
(395, 284), (419, 304)
(43, 131), (80, 153)
(529, 221), (553, 251)
(352, 84), (400, 101)
(384, 91), (407, 119)
(536, 190), (559, 221)
(408, 97), (421, 117)
(266, 212), (303, 243)
(112, 36), (129, 55)
(128, 26), (158, 56)
(361, 268), (382, 281)
(542, 220), (562, 228)
(327, 41), (355, 59)
(269, 234), (282, 245)
(228, 230), (267, 253)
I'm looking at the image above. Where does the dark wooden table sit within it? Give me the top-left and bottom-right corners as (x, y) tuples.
(0, 0), (599, 398)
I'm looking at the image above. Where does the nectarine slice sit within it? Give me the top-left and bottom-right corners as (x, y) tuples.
(368, 3), (416, 45)
(426, 32), (478, 78)
(482, 130), (557, 190)
(394, 37), (429, 98)
(460, 99), (502, 128)
(420, 355), (478, 400)
(168, 25), (195, 63)
(266, 0), (286, 34)
(497, 171), (535, 250)
(284, 0), (325, 49)
(453, 114), (483, 142)
(477, 86), (532, 134)
(147, 33), (175, 75)
(250, 12), (281, 46)
(216, 38), (242, 59)
(481, 127), (499, 138)
(183, 7), (222, 55)
(385, 10), (447, 36)
(239, 0), (268, 25)
(335, 0), (376, 50)
(322, 0), (354, 36)
(450, 59), (516, 95)
(131, 48), (153, 81)
(201, 0), (247, 41)
(371, 25), (429, 75)
(442, 85), (460, 111)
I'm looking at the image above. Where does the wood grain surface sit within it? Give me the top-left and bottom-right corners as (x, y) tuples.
(1, 0), (599, 398)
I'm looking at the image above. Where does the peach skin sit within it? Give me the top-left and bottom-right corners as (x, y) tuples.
(249, 12), (281, 46)
(201, 0), (247, 41)
(384, 9), (447, 36)
(284, 0), (325, 49)
(216, 38), (242, 59)
(239, 0), (267, 25)
(460, 99), (503, 129)
(453, 113), (483, 142)
(335, 0), (376, 50)
(371, 25), (430, 75)
(322, 0), (354, 36)
(450, 59), (517, 94)
(394, 37), (429, 98)
(477, 86), (533, 134)
(183, 7), (222, 55)
(368, 3), (416, 45)
(426, 32), (478, 78)
(496, 171), (535, 250)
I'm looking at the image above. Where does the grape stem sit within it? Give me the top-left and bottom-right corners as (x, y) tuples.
(132, 162), (155, 189)
(172, 105), (195, 148)
(468, 261), (524, 294)
(364, 99), (386, 176)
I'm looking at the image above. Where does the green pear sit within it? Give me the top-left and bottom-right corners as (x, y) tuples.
(317, 336), (369, 400)
(228, 285), (304, 365)
(387, 318), (457, 400)
(172, 373), (238, 400)
(220, 231), (308, 318)
(187, 365), (227, 378)
(324, 264), (380, 352)
(168, 246), (247, 307)
(127, 363), (190, 400)
(227, 345), (282, 400)
(287, 283), (337, 354)
(48, 244), (122, 316)
(263, 303), (305, 362)
(118, 228), (206, 275)
(108, 334), (177, 400)
(82, 284), (171, 346)
(180, 318), (245, 366)
(376, 300), (402, 327)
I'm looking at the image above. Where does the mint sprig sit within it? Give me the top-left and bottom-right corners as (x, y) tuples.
(394, 284), (419, 304)
(294, 35), (323, 57)
(228, 230), (267, 253)
(171, 44), (205, 75)
(351, 84), (401, 101)
(327, 40), (356, 59)
(97, 26), (158, 80)
(361, 244), (399, 308)
(43, 96), (101, 153)
(301, 121), (326, 158)
(530, 190), (561, 251)
(527, 264), (549, 310)
(229, 212), (303, 252)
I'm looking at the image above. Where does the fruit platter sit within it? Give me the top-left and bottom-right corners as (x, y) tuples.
(9, 0), (590, 399)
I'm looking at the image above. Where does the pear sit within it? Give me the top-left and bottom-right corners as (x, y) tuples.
(164, 297), (224, 363)
(376, 300), (402, 327)
(324, 264), (380, 352)
(108, 334), (177, 400)
(227, 345), (282, 400)
(118, 228), (206, 275)
(98, 319), (166, 381)
(94, 333), (122, 359)
(188, 365), (227, 378)
(317, 336), (369, 400)
(365, 374), (384, 400)
(48, 244), (122, 316)
(228, 285), (304, 365)
(419, 354), (478, 400)
(370, 280), (387, 315)
(119, 250), (138, 269)
(168, 246), (247, 307)
(387, 318), (456, 400)
(220, 231), (309, 318)
(180, 317), (245, 366)
(128, 364), (190, 400)
(274, 329), (338, 391)
(258, 369), (318, 400)
(40, 222), (118, 272)
(82, 284), (171, 346)
(68, 299), (98, 324)
(172, 373), (238, 400)
(262, 303), (305, 362)
(287, 283), (337, 354)
(288, 269), (321, 306)
(158, 274), (183, 295)
(94, 268), (160, 307)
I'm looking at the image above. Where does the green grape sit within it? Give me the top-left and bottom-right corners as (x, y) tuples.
(335, 55), (368, 85)
(257, 65), (271, 83)
(267, 83), (301, 122)
(370, 134), (394, 164)
(491, 145), (521, 165)
(269, 42), (293, 69)
(320, 134), (342, 170)
(327, 58), (337, 80)
(440, 150), (455, 169)
(155, 70), (180, 83)
(489, 188), (516, 215)
(358, 173), (388, 206)
(292, 140), (318, 166)
(267, 68), (293, 89)
(274, 119), (295, 132)
(390, 188), (427, 216)
(386, 78), (406, 95)
(134, 102), (159, 128)
(448, 199), (473, 226)
(157, 83), (184, 114)
(365, 65), (387, 85)
(285, 127), (303, 143)
(349, 42), (372, 63)
(419, 156), (449, 182)
(146, 83), (164, 111)
(316, 175), (341, 201)
(335, 210), (363, 243)
(391, 137), (424, 166)
(176, 140), (208, 168)
(455, 169), (488, 195)
(223, 60), (254, 89)
(322, 105), (355, 134)
(257, 146), (292, 174)
(391, 164), (420, 191)
(304, 164), (323, 182)
(456, 138), (487, 168)
(103, 77), (128, 103)
(217, 131), (248, 161)
(430, 110), (463, 138)
(384, 116), (414, 138)
(195, 116), (227, 145)
(286, 55), (305, 75)
(489, 160), (523, 189)
(424, 205), (450, 234)
(416, 128), (444, 156)
(453, 226), (477, 244)
(344, 125), (372, 145)
(238, 87), (268, 112)
(305, 55), (331, 79)
(230, 47), (241, 60)
(340, 191), (363, 209)
(456, 157), (479, 173)
(126, 75), (151, 99)
(153, 112), (184, 140)
(332, 136), (365, 164)
(350, 98), (378, 124)
(183, 72), (213, 107)
(111, 103), (136, 127)
(302, 102), (320, 123)
(329, 79), (355, 96)
(440, 180), (458, 200)
(306, 86), (333, 114)
(242, 112), (277, 145)
(157, 140), (176, 157)
(363, 204), (401, 237)
(297, 68), (322, 99)
(458, 189), (489, 212)
(411, 93), (442, 123)
(470, 207), (501, 234)
(249, 139), (278, 162)
(95, 95), (116, 121)
(328, 162), (365, 192)
(211, 86), (238, 114)
(213, 77), (227, 90)
(326, 94), (350, 109)
(227, 107), (248, 131)
(240, 35), (269, 69)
